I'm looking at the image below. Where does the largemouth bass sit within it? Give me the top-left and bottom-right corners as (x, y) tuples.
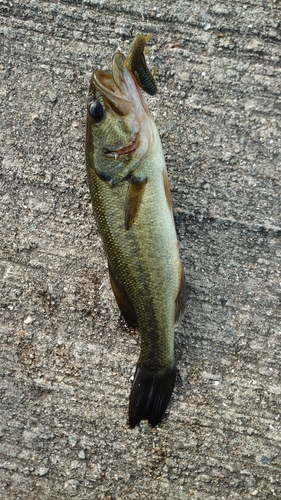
(86, 35), (186, 427)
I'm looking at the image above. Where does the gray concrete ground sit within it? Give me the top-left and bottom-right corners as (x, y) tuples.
(1, 1), (281, 499)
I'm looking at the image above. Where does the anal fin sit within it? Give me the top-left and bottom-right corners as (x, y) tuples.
(108, 261), (138, 328)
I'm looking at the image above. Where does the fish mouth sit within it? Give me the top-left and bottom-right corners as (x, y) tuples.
(92, 52), (132, 116)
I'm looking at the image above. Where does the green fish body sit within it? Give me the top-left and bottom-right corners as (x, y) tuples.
(86, 41), (186, 427)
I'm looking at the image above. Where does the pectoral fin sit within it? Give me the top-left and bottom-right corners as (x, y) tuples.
(175, 263), (186, 324)
(94, 151), (141, 186)
(108, 261), (138, 328)
(125, 177), (147, 230)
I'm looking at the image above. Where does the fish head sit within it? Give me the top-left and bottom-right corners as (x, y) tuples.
(86, 52), (152, 185)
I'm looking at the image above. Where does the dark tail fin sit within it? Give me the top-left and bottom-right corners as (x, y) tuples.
(129, 364), (176, 428)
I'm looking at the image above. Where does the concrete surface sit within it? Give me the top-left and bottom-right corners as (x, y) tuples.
(1, 0), (281, 499)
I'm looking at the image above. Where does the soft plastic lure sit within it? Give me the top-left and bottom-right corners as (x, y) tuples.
(124, 34), (157, 96)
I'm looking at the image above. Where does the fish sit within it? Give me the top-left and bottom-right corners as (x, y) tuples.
(85, 36), (186, 428)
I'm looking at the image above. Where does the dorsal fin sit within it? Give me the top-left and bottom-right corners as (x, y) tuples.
(163, 170), (173, 211)
(175, 263), (186, 324)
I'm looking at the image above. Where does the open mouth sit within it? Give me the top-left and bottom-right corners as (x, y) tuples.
(93, 69), (129, 103)
(92, 52), (131, 117)
(104, 132), (140, 159)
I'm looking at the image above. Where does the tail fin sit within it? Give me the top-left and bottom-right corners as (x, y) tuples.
(129, 364), (176, 428)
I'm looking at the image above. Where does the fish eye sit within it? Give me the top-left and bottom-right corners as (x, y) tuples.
(89, 100), (104, 122)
